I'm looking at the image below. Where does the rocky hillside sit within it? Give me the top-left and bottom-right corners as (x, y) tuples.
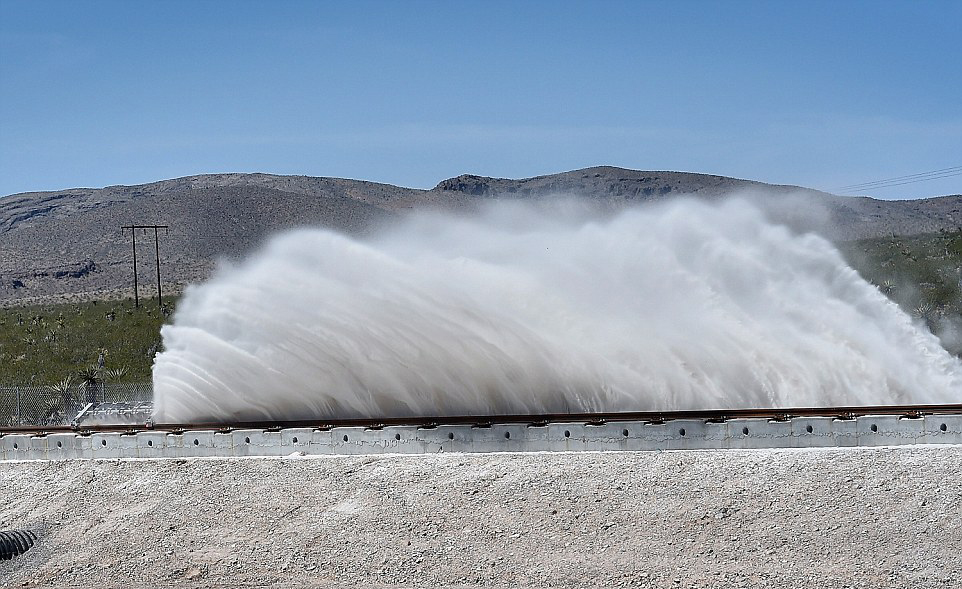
(1, 167), (959, 304)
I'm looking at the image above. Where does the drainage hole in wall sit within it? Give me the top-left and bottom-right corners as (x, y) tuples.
(147, 440), (153, 447)
(193, 439), (199, 446)
(448, 432), (454, 440)
(870, 424), (878, 432)
(245, 437), (250, 444)
(395, 433), (401, 440)
(343, 435), (349, 442)
(504, 432), (511, 439)
(941, 423), (948, 432)
(12, 444), (17, 449)
(806, 425), (813, 433)
(622, 429), (629, 437)
(742, 427), (749, 436)
(292, 437), (298, 444)
(101, 440), (107, 446)
(679, 428), (686, 437)
(57, 441), (62, 448)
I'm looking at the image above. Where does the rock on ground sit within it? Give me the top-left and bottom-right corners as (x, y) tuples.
(1, 446), (960, 589)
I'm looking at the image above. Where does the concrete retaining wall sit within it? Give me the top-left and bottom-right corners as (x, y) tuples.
(2, 414), (961, 460)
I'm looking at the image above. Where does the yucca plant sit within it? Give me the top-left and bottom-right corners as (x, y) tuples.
(41, 376), (77, 424)
(102, 366), (128, 382)
(43, 375), (75, 396)
(913, 301), (935, 321)
(77, 365), (103, 404)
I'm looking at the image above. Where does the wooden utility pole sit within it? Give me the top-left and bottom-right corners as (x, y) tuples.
(122, 225), (169, 307)
(129, 227), (139, 307)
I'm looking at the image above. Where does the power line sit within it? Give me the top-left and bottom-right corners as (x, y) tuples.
(838, 166), (962, 192)
(839, 165), (962, 189)
(842, 171), (962, 191)
(841, 171), (962, 191)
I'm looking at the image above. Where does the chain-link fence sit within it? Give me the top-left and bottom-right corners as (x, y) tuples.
(0, 383), (153, 427)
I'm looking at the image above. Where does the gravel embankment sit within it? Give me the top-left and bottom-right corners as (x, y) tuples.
(1, 446), (960, 589)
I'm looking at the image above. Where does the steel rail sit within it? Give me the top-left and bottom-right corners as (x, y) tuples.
(3, 403), (962, 436)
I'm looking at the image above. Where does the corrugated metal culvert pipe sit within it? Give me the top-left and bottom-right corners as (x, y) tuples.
(0, 530), (36, 560)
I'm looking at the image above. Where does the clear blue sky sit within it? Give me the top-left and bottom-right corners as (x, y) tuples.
(1, 0), (960, 199)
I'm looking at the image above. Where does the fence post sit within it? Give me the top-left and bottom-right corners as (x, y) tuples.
(15, 387), (21, 425)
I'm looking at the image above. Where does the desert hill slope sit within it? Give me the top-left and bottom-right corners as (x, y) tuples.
(1, 166), (959, 304)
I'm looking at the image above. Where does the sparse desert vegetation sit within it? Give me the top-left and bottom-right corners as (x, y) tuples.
(0, 296), (174, 384)
(840, 229), (962, 354)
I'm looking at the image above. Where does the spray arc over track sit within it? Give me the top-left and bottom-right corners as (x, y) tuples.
(152, 198), (962, 423)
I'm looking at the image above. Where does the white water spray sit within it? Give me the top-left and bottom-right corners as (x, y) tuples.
(152, 197), (962, 422)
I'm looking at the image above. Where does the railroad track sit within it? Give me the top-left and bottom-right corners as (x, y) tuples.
(3, 402), (962, 435)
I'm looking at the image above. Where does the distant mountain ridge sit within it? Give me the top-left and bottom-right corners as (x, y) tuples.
(2, 166), (960, 304)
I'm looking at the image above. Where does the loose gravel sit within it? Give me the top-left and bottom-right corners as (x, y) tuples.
(1, 446), (960, 589)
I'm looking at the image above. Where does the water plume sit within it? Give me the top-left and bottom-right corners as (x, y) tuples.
(152, 197), (962, 422)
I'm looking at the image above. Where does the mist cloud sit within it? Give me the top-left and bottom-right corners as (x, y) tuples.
(152, 197), (962, 422)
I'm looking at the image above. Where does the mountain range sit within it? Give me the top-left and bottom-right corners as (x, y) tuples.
(2, 166), (960, 305)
